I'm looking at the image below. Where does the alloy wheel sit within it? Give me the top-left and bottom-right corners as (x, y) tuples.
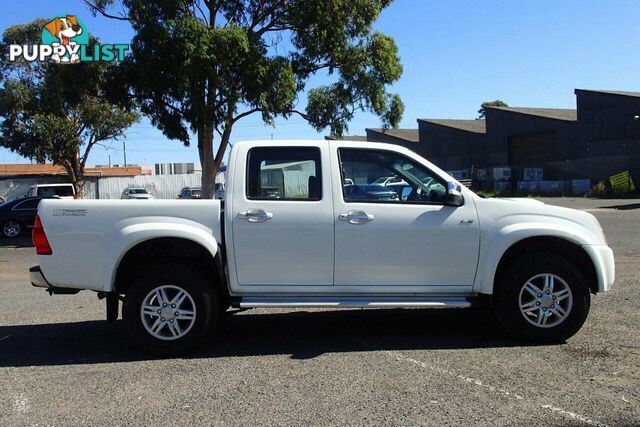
(518, 273), (573, 328)
(140, 285), (197, 340)
(3, 221), (20, 238)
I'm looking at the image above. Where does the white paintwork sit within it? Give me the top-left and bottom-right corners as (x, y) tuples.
(36, 140), (615, 298)
(37, 200), (220, 291)
(229, 141), (334, 286)
(329, 141), (479, 291)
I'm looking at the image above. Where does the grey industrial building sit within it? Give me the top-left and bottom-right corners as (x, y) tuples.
(331, 89), (640, 189)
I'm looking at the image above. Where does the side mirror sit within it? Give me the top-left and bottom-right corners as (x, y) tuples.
(445, 182), (464, 207)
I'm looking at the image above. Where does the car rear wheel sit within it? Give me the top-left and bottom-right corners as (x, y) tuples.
(493, 252), (590, 343)
(123, 264), (219, 356)
(3, 220), (21, 238)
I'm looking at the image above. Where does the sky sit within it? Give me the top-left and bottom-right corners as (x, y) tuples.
(1, 0), (639, 166)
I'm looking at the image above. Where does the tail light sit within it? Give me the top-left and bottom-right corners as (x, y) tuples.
(33, 215), (52, 255)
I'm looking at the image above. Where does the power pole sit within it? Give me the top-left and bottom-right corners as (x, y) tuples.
(123, 140), (127, 166)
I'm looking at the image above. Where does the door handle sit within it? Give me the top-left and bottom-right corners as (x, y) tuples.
(238, 209), (273, 223)
(339, 210), (374, 225)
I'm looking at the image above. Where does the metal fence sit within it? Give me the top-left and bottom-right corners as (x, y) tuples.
(1, 173), (224, 200)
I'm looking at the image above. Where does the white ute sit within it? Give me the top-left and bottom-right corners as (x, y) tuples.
(30, 140), (615, 355)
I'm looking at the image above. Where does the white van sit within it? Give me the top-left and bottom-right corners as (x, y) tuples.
(26, 183), (76, 199)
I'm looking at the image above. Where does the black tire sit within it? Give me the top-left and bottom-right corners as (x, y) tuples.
(123, 263), (219, 356)
(493, 252), (590, 343)
(2, 220), (21, 238)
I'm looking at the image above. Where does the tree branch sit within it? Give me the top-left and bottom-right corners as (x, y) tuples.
(194, 0), (209, 24)
(83, 0), (131, 21)
(251, 0), (287, 33)
(232, 107), (310, 125)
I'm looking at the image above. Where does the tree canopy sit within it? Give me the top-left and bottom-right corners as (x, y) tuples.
(0, 20), (139, 196)
(477, 99), (508, 119)
(87, 0), (404, 197)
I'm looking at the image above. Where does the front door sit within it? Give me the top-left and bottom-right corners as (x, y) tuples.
(232, 145), (334, 286)
(333, 147), (480, 292)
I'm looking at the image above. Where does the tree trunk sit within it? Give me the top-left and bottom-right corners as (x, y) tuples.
(199, 1), (220, 200)
(73, 179), (84, 199)
(64, 151), (84, 198)
(61, 163), (83, 198)
(199, 125), (216, 199)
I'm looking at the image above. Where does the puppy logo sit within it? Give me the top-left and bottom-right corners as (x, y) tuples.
(42, 15), (88, 63)
(8, 15), (128, 63)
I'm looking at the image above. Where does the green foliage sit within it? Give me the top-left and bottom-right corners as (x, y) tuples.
(477, 99), (508, 119)
(87, 0), (403, 196)
(0, 20), (139, 195)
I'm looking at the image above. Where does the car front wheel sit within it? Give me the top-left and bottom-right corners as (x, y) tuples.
(123, 264), (219, 356)
(493, 252), (591, 343)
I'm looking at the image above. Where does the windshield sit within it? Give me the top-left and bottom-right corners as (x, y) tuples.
(130, 189), (148, 194)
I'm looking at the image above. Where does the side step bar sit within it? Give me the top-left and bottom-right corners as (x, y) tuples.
(238, 296), (471, 309)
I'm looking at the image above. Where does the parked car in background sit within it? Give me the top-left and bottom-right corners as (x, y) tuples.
(121, 188), (153, 200)
(1, 196), (44, 238)
(26, 183), (75, 199)
(372, 175), (404, 186)
(178, 187), (202, 199)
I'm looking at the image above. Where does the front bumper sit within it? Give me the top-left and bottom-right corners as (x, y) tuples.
(583, 245), (615, 292)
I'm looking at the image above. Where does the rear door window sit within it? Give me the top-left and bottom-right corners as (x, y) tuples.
(246, 147), (322, 201)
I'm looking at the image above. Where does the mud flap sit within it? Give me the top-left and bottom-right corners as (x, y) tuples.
(106, 293), (119, 323)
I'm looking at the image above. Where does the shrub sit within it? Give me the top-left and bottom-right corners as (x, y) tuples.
(587, 181), (608, 198)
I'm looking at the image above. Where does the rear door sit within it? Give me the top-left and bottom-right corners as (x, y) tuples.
(230, 145), (334, 286)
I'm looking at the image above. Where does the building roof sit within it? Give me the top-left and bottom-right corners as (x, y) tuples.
(325, 135), (368, 141)
(418, 119), (487, 134)
(487, 106), (577, 121)
(0, 164), (142, 177)
(575, 89), (640, 98)
(366, 128), (420, 143)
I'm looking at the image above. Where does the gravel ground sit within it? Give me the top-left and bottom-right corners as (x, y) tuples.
(0, 197), (638, 426)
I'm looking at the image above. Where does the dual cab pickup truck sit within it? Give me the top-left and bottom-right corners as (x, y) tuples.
(30, 140), (615, 355)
